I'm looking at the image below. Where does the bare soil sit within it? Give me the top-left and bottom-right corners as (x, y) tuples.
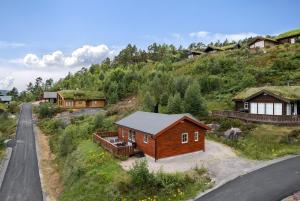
(36, 126), (63, 201)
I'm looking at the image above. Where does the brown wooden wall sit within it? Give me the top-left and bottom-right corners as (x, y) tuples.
(235, 101), (244, 111)
(156, 119), (205, 159)
(118, 126), (156, 158)
(57, 96), (105, 109)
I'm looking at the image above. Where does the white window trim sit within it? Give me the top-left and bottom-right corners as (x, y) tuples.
(194, 131), (199, 141)
(122, 128), (125, 138)
(182, 133), (188, 144)
(143, 134), (148, 143)
(244, 102), (249, 109)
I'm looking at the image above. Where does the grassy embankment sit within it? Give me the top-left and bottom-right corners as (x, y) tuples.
(206, 117), (300, 160)
(0, 104), (17, 158)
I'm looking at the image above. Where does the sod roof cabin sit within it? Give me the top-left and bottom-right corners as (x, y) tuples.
(114, 111), (210, 160)
(248, 37), (278, 50)
(57, 90), (106, 109)
(275, 28), (300, 44)
(233, 86), (300, 116)
(204, 44), (240, 53)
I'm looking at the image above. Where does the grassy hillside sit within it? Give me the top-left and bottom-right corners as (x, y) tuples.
(53, 43), (300, 116)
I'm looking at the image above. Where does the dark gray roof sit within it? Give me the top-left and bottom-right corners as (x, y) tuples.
(0, 90), (8, 96)
(0, 96), (12, 102)
(115, 111), (202, 135)
(43, 92), (57, 99)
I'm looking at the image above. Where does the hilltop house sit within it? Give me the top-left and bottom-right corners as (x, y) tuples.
(57, 90), (106, 109)
(248, 37), (278, 52)
(0, 90), (12, 104)
(275, 29), (300, 44)
(248, 29), (300, 51)
(43, 92), (57, 103)
(94, 111), (210, 160)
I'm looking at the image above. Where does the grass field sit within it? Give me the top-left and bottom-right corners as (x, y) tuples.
(207, 123), (300, 160)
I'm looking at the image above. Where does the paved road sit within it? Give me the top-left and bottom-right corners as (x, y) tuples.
(196, 156), (300, 201)
(0, 104), (43, 201)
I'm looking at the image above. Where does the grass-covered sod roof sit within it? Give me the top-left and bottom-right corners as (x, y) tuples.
(275, 29), (300, 40)
(233, 86), (300, 101)
(58, 90), (105, 100)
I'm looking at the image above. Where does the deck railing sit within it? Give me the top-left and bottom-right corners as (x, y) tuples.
(212, 110), (300, 125)
(93, 132), (135, 158)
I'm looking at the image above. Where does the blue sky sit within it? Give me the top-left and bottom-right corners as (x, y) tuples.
(0, 0), (299, 90)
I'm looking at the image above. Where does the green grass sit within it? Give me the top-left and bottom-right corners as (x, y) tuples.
(0, 113), (16, 158)
(59, 90), (105, 100)
(207, 123), (300, 160)
(275, 28), (300, 40)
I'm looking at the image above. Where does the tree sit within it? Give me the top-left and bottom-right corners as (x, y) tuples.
(167, 93), (183, 114)
(143, 92), (155, 112)
(7, 87), (18, 100)
(184, 82), (207, 116)
(45, 78), (54, 90)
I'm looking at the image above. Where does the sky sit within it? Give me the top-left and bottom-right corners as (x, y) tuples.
(0, 0), (299, 91)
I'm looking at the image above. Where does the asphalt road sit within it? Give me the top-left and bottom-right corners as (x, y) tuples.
(0, 104), (43, 201)
(196, 156), (300, 201)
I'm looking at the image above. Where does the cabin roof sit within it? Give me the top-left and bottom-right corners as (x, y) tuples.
(0, 96), (12, 102)
(275, 28), (300, 40)
(115, 111), (208, 135)
(0, 90), (8, 96)
(43, 92), (57, 99)
(58, 90), (105, 100)
(233, 86), (300, 101)
(248, 37), (278, 46)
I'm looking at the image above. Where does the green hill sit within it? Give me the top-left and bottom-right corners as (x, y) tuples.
(53, 42), (300, 115)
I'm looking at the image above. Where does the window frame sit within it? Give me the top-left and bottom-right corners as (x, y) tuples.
(244, 102), (249, 109)
(143, 134), (148, 143)
(181, 133), (188, 144)
(194, 131), (199, 141)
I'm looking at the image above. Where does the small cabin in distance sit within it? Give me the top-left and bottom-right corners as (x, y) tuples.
(43, 92), (57, 103)
(57, 90), (106, 109)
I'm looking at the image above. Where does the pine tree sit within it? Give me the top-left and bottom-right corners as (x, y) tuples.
(184, 82), (207, 116)
(167, 93), (183, 114)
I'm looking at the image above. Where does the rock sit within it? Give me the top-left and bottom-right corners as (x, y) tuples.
(224, 128), (242, 140)
(207, 123), (220, 131)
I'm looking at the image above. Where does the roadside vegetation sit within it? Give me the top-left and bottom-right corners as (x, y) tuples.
(0, 104), (18, 158)
(37, 108), (212, 200)
(206, 117), (300, 160)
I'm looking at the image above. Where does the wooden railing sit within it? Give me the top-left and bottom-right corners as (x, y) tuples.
(212, 110), (300, 125)
(93, 132), (135, 158)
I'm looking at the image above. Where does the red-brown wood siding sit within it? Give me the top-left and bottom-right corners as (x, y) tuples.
(156, 119), (205, 159)
(118, 126), (155, 158)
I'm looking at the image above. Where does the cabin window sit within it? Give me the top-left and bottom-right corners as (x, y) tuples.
(182, 133), (188, 144)
(144, 134), (148, 143)
(194, 132), (199, 141)
(244, 102), (249, 109)
(93, 101), (98, 105)
(66, 100), (73, 107)
(129, 130), (136, 142)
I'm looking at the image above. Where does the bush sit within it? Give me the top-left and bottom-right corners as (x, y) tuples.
(37, 103), (59, 119)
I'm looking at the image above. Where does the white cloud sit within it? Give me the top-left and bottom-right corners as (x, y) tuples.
(0, 76), (14, 90)
(0, 41), (25, 49)
(189, 31), (258, 43)
(23, 44), (115, 68)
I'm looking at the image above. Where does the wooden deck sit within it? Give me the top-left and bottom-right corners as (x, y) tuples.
(212, 110), (300, 125)
(93, 131), (135, 158)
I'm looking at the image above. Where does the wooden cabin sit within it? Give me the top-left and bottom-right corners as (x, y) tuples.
(0, 90), (12, 104)
(233, 86), (300, 116)
(43, 92), (57, 103)
(57, 90), (105, 109)
(275, 29), (300, 44)
(204, 44), (240, 53)
(115, 111), (210, 160)
(248, 37), (278, 52)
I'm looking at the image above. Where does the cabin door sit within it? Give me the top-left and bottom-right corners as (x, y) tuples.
(129, 130), (136, 142)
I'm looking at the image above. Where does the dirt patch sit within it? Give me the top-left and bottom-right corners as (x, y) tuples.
(106, 96), (138, 117)
(36, 126), (63, 201)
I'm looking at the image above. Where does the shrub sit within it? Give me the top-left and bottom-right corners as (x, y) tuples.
(37, 103), (59, 119)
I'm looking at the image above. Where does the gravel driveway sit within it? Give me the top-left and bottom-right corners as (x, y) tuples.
(121, 140), (293, 186)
